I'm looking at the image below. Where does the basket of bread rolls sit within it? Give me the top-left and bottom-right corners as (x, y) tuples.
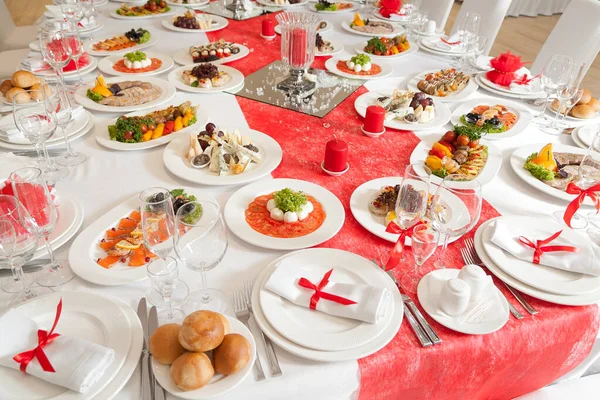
(149, 310), (256, 398)
(0, 70), (52, 105)
(551, 88), (600, 119)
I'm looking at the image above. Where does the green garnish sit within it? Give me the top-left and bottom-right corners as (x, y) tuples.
(431, 168), (448, 179)
(108, 116), (155, 143)
(273, 188), (307, 213)
(366, 37), (386, 54)
(524, 152), (556, 181)
(188, 115), (197, 126)
(350, 54), (371, 66)
(170, 189), (197, 202)
(453, 124), (483, 141)
(191, 81), (199, 87)
(180, 202), (203, 224)
(459, 115), (506, 134)
(124, 51), (147, 62)
(137, 30), (151, 44)
(86, 89), (103, 102)
(315, 0), (337, 11)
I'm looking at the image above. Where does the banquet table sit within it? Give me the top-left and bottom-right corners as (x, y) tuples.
(1, 2), (600, 399)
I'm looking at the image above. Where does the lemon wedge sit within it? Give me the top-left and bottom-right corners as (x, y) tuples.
(384, 211), (396, 227)
(115, 240), (140, 250)
(130, 228), (143, 237)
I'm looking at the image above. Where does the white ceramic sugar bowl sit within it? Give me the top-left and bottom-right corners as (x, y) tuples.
(440, 278), (471, 316)
(458, 264), (493, 302)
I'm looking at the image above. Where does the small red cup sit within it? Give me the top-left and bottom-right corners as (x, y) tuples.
(262, 20), (275, 37)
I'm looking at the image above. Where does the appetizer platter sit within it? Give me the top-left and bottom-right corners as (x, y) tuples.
(85, 28), (158, 56)
(168, 64), (244, 93)
(356, 35), (417, 59)
(451, 98), (532, 139)
(324, 55), (392, 80)
(256, 0), (310, 7)
(309, 0), (359, 12)
(166, 0), (209, 8)
(111, 0), (176, 19)
(512, 143), (598, 205)
(275, 20), (332, 35)
(164, 122), (282, 186)
(410, 127), (502, 185)
(354, 89), (452, 131)
(95, 101), (208, 151)
(69, 189), (199, 285)
(342, 13), (403, 37)
(224, 179), (345, 250)
(549, 88), (600, 121)
(173, 40), (249, 66)
(98, 51), (174, 77)
(408, 69), (479, 102)
(315, 34), (344, 56)
(75, 74), (176, 112)
(162, 11), (228, 33)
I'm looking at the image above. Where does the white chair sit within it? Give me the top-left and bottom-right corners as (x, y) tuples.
(420, 0), (453, 32)
(450, 0), (513, 56)
(531, 0), (600, 78)
(0, 1), (39, 52)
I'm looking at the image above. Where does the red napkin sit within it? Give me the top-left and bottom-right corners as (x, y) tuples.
(485, 51), (528, 87)
(379, 0), (402, 18)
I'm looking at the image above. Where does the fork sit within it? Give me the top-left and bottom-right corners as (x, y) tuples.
(233, 289), (266, 381)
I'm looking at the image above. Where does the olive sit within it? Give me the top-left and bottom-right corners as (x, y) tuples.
(192, 154), (211, 169)
(217, 131), (225, 138)
(205, 123), (216, 134)
(173, 198), (185, 213)
(155, 192), (165, 202)
(486, 117), (501, 127)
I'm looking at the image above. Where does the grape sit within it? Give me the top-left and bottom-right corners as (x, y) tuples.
(205, 123), (216, 134)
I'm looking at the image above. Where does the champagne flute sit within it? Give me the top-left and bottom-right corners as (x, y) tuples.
(60, 0), (85, 28)
(147, 256), (185, 324)
(174, 199), (230, 315)
(543, 63), (585, 135)
(533, 54), (573, 126)
(39, 28), (72, 89)
(0, 217), (29, 294)
(431, 175), (482, 269)
(62, 27), (85, 89)
(400, 224), (439, 293)
(456, 12), (481, 70)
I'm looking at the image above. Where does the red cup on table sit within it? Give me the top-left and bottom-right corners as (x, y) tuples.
(261, 20), (276, 40)
(322, 139), (349, 175)
(361, 105), (386, 137)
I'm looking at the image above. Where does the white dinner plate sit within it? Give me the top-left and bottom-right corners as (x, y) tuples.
(416, 39), (465, 58)
(84, 30), (159, 56)
(166, 0), (209, 8)
(98, 52), (174, 77)
(74, 76), (176, 112)
(324, 58), (392, 80)
(163, 128), (282, 186)
(372, 10), (408, 22)
(307, 2), (360, 13)
(259, 251), (395, 351)
(0, 292), (134, 400)
(224, 179), (345, 251)
(152, 316), (256, 399)
(274, 21), (332, 35)
(109, 8), (177, 19)
(475, 218), (600, 306)
(95, 99), (209, 151)
(27, 57), (98, 79)
(510, 143), (596, 206)
(161, 14), (228, 33)
(354, 90), (451, 131)
(410, 139), (502, 186)
(257, 0), (310, 7)
(482, 216), (600, 295)
(167, 64), (244, 93)
(450, 98), (533, 140)
(251, 248), (403, 362)
(341, 20), (403, 38)
(477, 72), (545, 99)
(355, 41), (418, 60)
(473, 74), (536, 100)
(316, 42), (344, 57)
(575, 124), (600, 149)
(349, 177), (461, 245)
(407, 70), (479, 103)
(417, 269), (509, 335)
(172, 43), (250, 66)
(419, 37), (467, 55)
(571, 125), (589, 150)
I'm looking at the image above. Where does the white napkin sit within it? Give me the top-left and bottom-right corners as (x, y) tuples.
(0, 308), (115, 393)
(427, 33), (462, 52)
(264, 263), (390, 324)
(0, 153), (36, 183)
(490, 220), (600, 276)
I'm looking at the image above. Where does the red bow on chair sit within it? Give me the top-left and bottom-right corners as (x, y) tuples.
(518, 231), (579, 264)
(298, 269), (357, 310)
(13, 299), (62, 373)
(563, 182), (600, 228)
(384, 221), (424, 270)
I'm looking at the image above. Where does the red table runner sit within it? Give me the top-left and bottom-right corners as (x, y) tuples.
(208, 14), (600, 400)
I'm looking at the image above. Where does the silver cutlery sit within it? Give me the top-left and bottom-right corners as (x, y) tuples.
(243, 281), (282, 377)
(136, 298), (153, 400)
(8, 149), (64, 157)
(0, 265), (43, 277)
(233, 289), (266, 381)
(148, 306), (165, 400)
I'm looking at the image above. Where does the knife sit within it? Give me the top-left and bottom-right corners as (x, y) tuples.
(137, 298), (153, 400)
(0, 265), (43, 277)
(148, 307), (165, 400)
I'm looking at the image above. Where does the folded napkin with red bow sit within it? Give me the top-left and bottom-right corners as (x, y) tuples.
(379, 0), (403, 19)
(486, 51), (535, 88)
(23, 53), (91, 74)
(264, 263), (390, 324)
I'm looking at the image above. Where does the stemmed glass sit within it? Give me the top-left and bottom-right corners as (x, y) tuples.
(542, 63), (585, 135)
(533, 54), (573, 126)
(39, 28), (72, 90)
(12, 89), (68, 184)
(400, 224), (439, 293)
(174, 199), (230, 315)
(431, 175), (482, 269)
(60, 0), (85, 28)
(139, 187), (176, 262)
(11, 167), (75, 287)
(0, 217), (26, 293)
(45, 82), (87, 166)
(467, 36), (488, 73)
(147, 256), (185, 324)
(62, 27), (85, 89)
(456, 12), (482, 70)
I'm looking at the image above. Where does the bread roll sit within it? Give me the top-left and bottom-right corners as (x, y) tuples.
(577, 89), (592, 105)
(179, 310), (225, 352)
(0, 80), (12, 95)
(170, 352), (214, 391)
(216, 313), (230, 335)
(149, 324), (186, 365)
(587, 97), (600, 112)
(5, 87), (30, 104)
(29, 82), (53, 101)
(550, 98), (567, 113)
(213, 334), (251, 375)
(571, 104), (596, 119)
(11, 70), (37, 89)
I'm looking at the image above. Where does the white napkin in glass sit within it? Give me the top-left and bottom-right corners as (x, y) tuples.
(264, 263), (390, 324)
(490, 219), (600, 276)
(0, 308), (115, 394)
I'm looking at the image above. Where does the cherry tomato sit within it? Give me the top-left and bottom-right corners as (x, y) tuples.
(124, 131), (133, 141)
(442, 130), (456, 143)
(121, 116), (127, 120)
(140, 124), (148, 133)
(159, 0), (166, 7)
(469, 139), (480, 148)
(147, 123), (156, 131)
(456, 135), (470, 146)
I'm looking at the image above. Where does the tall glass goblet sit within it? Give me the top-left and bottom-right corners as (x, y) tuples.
(139, 187), (176, 261)
(60, 0), (85, 27)
(175, 199), (230, 315)
(0, 217), (24, 293)
(543, 63), (585, 135)
(147, 256), (185, 324)
(456, 12), (481, 70)
(62, 27), (85, 89)
(39, 28), (72, 90)
(400, 224), (439, 293)
(431, 175), (482, 269)
(532, 54), (573, 126)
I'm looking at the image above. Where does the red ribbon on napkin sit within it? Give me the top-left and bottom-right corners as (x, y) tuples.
(440, 37), (461, 46)
(384, 221), (424, 270)
(513, 73), (541, 86)
(563, 182), (600, 228)
(13, 299), (62, 373)
(298, 269), (357, 310)
(518, 231), (579, 264)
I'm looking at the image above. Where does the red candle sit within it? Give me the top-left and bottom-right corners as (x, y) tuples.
(290, 28), (307, 67)
(324, 139), (348, 172)
(262, 20), (275, 37)
(364, 105), (386, 133)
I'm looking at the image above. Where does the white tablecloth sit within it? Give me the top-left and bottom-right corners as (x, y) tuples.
(0, 3), (599, 399)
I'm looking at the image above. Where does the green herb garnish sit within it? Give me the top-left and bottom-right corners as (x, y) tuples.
(350, 54), (371, 66)
(86, 89), (103, 102)
(315, 0), (337, 11)
(273, 188), (307, 213)
(108, 116), (155, 143)
(431, 168), (448, 179)
(366, 37), (387, 54)
(459, 115), (506, 134)
(523, 152), (556, 181)
(453, 124), (483, 142)
(124, 51), (147, 62)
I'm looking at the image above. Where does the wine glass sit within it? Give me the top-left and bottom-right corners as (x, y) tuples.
(60, 0), (85, 27)
(139, 187), (175, 262)
(467, 36), (488, 73)
(532, 54), (573, 126)
(431, 175), (482, 269)
(45, 83), (87, 166)
(543, 63), (585, 135)
(0, 195), (52, 306)
(39, 27), (72, 89)
(62, 27), (85, 89)
(0, 217), (30, 294)
(11, 167), (74, 287)
(456, 12), (482, 70)
(147, 256), (185, 324)
(174, 199), (230, 315)
(400, 224), (439, 293)
(12, 88), (68, 184)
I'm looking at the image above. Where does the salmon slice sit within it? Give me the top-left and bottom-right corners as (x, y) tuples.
(118, 218), (138, 229)
(472, 105), (490, 114)
(128, 247), (147, 267)
(106, 228), (134, 239)
(97, 255), (121, 269)
(129, 210), (141, 221)
(99, 239), (119, 250)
